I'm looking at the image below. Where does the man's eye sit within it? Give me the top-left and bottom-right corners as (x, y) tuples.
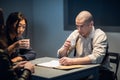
(76, 25), (84, 28)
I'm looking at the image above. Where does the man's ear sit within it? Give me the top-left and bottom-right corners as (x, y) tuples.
(89, 21), (94, 27)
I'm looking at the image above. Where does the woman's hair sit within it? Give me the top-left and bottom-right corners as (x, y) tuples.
(6, 12), (28, 36)
(0, 8), (4, 32)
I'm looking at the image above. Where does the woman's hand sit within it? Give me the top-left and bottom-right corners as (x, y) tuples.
(13, 61), (35, 73)
(13, 61), (28, 69)
(11, 56), (23, 63)
(7, 40), (20, 55)
(24, 62), (35, 73)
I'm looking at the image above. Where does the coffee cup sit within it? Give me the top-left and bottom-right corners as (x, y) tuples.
(19, 39), (30, 49)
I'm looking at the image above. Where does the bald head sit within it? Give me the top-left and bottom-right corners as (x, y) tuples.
(76, 10), (93, 24)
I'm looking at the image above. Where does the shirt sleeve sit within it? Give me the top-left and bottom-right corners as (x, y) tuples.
(88, 29), (108, 64)
(19, 48), (36, 60)
(57, 30), (79, 58)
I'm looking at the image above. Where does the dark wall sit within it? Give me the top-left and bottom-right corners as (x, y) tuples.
(64, 0), (120, 32)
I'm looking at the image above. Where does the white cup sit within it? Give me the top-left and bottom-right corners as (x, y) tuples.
(19, 39), (30, 49)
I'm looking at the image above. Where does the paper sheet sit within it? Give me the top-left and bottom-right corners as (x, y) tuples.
(36, 60), (84, 70)
(36, 60), (60, 68)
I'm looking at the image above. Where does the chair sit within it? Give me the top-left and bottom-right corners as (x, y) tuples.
(108, 52), (120, 80)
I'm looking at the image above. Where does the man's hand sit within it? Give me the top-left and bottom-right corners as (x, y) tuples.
(59, 57), (74, 66)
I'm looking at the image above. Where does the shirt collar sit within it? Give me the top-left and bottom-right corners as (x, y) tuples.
(89, 26), (95, 39)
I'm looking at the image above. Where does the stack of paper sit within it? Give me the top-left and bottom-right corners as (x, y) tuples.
(36, 60), (84, 70)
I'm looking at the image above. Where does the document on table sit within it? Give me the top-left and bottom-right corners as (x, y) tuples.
(36, 60), (60, 68)
(36, 60), (85, 70)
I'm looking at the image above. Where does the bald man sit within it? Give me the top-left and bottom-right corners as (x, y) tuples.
(57, 11), (114, 80)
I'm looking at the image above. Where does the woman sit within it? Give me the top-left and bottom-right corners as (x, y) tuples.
(0, 12), (36, 63)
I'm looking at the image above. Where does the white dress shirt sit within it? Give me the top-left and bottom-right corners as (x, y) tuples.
(58, 26), (111, 69)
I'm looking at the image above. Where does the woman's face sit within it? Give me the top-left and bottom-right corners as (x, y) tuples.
(17, 19), (26, 37)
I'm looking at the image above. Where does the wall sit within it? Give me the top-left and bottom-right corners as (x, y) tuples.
(0, 0), (120, 79)
(32, 0), (71, 57)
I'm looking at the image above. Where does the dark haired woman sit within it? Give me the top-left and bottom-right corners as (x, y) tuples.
(0, 12), (36, 63)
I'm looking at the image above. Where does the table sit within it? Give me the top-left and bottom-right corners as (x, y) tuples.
(31, 57), (100, 80)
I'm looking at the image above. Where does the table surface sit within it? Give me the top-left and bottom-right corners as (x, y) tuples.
(31, 57), (100, 80)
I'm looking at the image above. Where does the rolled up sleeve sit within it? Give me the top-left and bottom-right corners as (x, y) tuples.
(88, 29), (108, 64)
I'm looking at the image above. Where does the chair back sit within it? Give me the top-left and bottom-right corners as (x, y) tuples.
(108, 52), (120, 80)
